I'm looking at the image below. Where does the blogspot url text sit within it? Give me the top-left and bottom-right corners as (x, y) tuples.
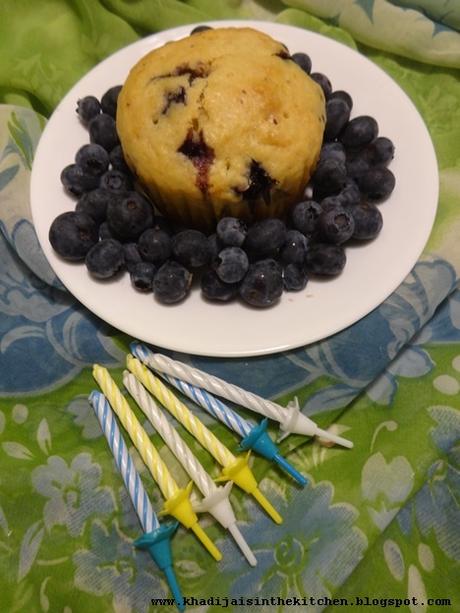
(151, 595), (453, 608)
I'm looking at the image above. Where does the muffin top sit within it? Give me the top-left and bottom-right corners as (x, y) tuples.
(117, 27), (325, 228)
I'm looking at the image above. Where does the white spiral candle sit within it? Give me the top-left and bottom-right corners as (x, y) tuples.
(123, 369), (257, 566)
(137, 348), (280, 420)
(132, 344), (353, 449)
(127, 355), (236, 467)
(123, 371), (215, 497)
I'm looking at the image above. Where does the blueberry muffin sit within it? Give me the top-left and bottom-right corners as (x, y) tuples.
(117, 27), (325, 230)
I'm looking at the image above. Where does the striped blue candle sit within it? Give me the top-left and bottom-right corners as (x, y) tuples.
(89, 391), (184, 611)
(165, 374), (254, 438)
(160, 374), (308, 487)
(89, 390), (160, 532)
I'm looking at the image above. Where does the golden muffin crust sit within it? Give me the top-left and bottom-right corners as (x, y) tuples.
(117, 27), (325, 230)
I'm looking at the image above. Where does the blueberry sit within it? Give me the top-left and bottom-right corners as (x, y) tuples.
(244, 218), (287, 258)
(216, 217), (248, 247)
(283, 263), (308, 291)
(321, 195), (344, 212)
(123, 243), (143, 272)
(338, 178), (361, 207)
(99, 169), (133, 193)
(329, 90), (353, 111)
(319, 141), (346, 165)
(60, 164), (100, 197)
(76, 96), (101, 124)
(312, 158), (347, 194)
(75, 188), (112, 223)
(349, 204), (383, 240)
(101, 85), (122, 119)
(310, 73), (332, 98)
(107, 192), (154, 241)
(239, 259), (283, 308)
(191, 25), (213, 35)
(99, 221), (115, 240)
(213, 247), (249, 284)
(291, 52), (312, 74)
(130, 261), (156, 292)
(138, 228), (172, 264)
(340, 116), (378, 149)
(207, 233), (222, 261)
(49, 212), (98, 261)
(280, 230), (308, 265)
(75, 144), (109, 177)
(291, 200), (321, 236)
(107, 192), (153, 241)
(201, 269), (239, 302)
(365, 137), (395, 166)
(356, 167), (395, 201)
(346, 153), (370, 180)
(324, 98), (351, 141)
(305, 243), (346, 276)
(172, 230), (210, 268)
(319, 207), (355, 244)
(153, 261), (192, 304)
(109, 145), (130, 173)
(85, 239), (124, 279)
(89, 113), (119, 152)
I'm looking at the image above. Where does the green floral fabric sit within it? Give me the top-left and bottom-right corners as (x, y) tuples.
(0, 1), (459, 612)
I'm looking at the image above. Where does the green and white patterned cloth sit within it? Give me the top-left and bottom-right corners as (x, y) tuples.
(0, 1), (459, 612)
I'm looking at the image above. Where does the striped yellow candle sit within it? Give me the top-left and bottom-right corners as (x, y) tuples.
(93, 365), (178, 500)
(92, 365), (222, 560)
(127, 356), (235, 467)
(127, 356), (282, 524)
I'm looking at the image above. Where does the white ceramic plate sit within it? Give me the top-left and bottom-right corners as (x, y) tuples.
(31, 21), (438, 357)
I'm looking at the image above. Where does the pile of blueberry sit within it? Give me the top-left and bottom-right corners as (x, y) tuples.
(49, 25), (395, 308)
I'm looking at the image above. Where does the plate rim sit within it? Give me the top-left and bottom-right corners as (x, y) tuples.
(30, 19), (439, 358)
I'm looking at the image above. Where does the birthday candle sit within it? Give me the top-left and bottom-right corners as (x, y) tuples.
(123, 370), (257, 566)
(160, 373), (308, 487)
(125, 357), (234, 464)
(93, 365), (178, 499)
(132, 344), (353, 448)
(88, 391), (184, 611)
(92, 364), (222, 561)
(169, 374), (253, 439)
(90, 390), (160, 531)
(126, 356), (282, 524)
